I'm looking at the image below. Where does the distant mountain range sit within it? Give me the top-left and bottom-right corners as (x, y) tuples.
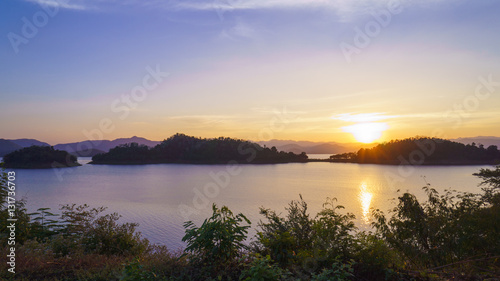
(257, 140), (377, 155)
(452, 136), (500, 148)
(256, 136), (500, 155)
(54, 136), (161, 157)
(0, 136), (160, 157)
(1, 136), (499, 157)
(0, 139), (50, 156)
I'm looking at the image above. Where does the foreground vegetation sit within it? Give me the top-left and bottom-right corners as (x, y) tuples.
(331, 137), (500, 165)
(91, 133), (308, 165)
(1, 165), (499, 280)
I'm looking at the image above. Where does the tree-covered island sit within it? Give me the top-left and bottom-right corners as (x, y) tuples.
(91, 133), (308, 164)
(329, 137), (500, 165)
(2, 145), (80, 169)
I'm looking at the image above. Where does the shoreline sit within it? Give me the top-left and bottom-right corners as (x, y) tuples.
(89, 159), (497, 166)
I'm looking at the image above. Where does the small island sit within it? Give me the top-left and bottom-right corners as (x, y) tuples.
(329, 137), (500, 165)
(91, 133), (308, 165)
(2, 145), (81, 169)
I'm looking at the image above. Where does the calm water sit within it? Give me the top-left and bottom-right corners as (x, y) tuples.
(8, 156), (491, 250)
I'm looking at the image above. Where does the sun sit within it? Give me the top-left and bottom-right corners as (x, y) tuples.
(342, 122), (389, 143)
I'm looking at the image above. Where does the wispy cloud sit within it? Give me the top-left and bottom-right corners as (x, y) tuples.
(177, 0), (337, 11)
(21, 0), (451, 21)
(17, 0), (405, 14)
(331, 112), (399, 123)
(167, 114), (263, 127)
(168, 115), (235, 124)
(24, 0), (88, 10)
(218, 19), (260, 41)
(171, 0), (445, 21)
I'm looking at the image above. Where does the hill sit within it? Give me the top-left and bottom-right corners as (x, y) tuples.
(0, 138), (50, 156)
(453, 136), (500, 148)
(91, 134), (308, 164)
(3, 145), (81, 169)
(11, 138), (50, 148)
(0, 139), (22, 156)
(54, 136), (161, 156)
(343, 137), (500, 165)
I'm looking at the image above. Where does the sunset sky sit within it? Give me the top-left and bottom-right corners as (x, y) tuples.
(1, 0), (499, 145)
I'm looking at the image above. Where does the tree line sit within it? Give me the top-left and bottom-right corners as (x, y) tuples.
(2, 146), (80, 168)
(91, 133), (308, 164)
(330, 137), (500, 164)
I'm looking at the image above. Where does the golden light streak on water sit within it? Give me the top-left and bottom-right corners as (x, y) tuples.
(359, 182), (373, 224)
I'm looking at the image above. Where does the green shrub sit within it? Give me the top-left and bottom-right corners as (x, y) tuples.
(256, 195), (357, 273)
(58, 204), (149, 256)
(312, 198), (357, 261)
(353, 232), (401, 279)
(239, 254), (292, 281)
(120, 258), (158, 281)
(182, 204), (251, 267)
(28, 207), (63, 241)
(310, 257), (354, 281)
(256, 195), (313, 266)
(371, 168), (500, 279)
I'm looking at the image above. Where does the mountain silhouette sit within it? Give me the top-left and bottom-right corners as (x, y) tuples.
(53, 136), (161, 157)
(453, 136), (500, 148)
(0, 138), (50, 156)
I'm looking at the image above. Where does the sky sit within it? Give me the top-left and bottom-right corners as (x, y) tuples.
(1, 0), (500, 145)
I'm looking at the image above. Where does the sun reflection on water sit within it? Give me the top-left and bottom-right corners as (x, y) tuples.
(359, 182), (373, 224)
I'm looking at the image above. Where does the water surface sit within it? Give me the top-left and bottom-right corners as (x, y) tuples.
(10, 156), (489, 250)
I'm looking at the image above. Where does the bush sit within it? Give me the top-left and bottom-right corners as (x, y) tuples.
(239, 254), (292, 281)
(353, 232), (401, 280)
(311, 198), (357, 261)
(120, 258), (158, 281)
(57, 204), (149, 256)
(371, 169), (500, 279)
(310, 257), (354, 281)
(0, 168), (32, 245)
(182, 204), (251, 267)
(256, 195), (358, 276)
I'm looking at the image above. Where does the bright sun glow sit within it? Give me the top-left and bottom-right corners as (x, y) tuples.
(341, 122), (389, 143)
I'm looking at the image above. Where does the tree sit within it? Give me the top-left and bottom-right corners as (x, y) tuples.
(474, 165), (500, 202)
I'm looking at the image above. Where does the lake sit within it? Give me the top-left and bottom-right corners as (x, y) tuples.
(8, 156), (491, 250)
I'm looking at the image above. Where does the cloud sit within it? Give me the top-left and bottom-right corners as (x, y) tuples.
(175, 0), (406, 12)
(171, 0), (450, 21)
(167, 115), (257, 127)
(20, 0), (457, 23)
(178, 0), (334, 11)
(24, 0), (88, 10)
(218, 19), (259, 41)
(331, 112), (399, 123)
(16, 0), (394, 14)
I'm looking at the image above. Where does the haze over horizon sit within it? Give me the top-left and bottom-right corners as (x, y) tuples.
(4, 134), (500, 149)
(1, 0), (499, 144)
